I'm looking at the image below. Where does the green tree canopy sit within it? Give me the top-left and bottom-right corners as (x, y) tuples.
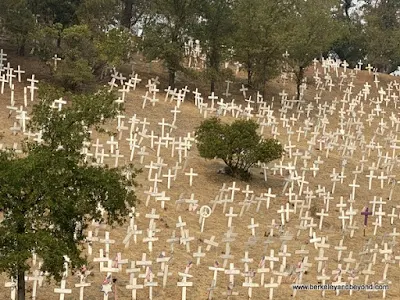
(195, 0), (235, 93)
(232, 0), (290, 94)
(0, 0), (36, 55)
(195, 117), (284, 180)
(0, 84), (138, 300)
(284, 0), (342, 100)
(139, 0), (198, 88)
(363, 0), (400, 72)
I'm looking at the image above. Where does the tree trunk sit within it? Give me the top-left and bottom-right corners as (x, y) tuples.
(168, 69), (176, 89)
(18, 268), (25, 300)
(122, 0), (134, 29)
(247, 69), (252, 86)
(210, 80), (215, 93)
(57, 34), (61, 48)
(18, 38), (26, 56)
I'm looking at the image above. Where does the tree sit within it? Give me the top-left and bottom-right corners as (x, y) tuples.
(331, 0), (367, 67)
(363, 0), (400, 72)
(195, 117), (284, 180)
(121, 0), (151, 30)
(233, 0), (290, 95)
(28, 0), (82, 27)
(51, 24), (133, 90)
(284, 0), (341, 100)
(341, 0), (355, 20)
(0, 84), (138, 300)
(196, 0), (235, 93)
(331, 19), (367, 67)
(0, 0), (35, 55)
(140, 0), (198, 88)
(77, 0), (121, 33)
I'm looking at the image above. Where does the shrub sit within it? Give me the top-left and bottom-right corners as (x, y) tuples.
(195, 117), (284, 180)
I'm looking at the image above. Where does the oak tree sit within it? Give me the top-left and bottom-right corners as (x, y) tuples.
(0, 84), (138, 300)
(196, 117), (284, 180)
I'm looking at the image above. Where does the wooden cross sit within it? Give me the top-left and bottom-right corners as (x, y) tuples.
(264, 277), (279, 299)
(4, 277), (16, 300)
(99, 231), (115, 256)
(177, 272), (193, 300)
(123, 225), (143, 248)
(54, 279), (72, 300)
(317, 269), (330, 297)
(361, 263), (375, 285)
(266, 249), (279, 271)
(136, 253), (152, 270)
(75, 275), (91, 300)
(144, 269), (158, 300)
(193, 246), (206, 265)
(247, 218), (259, 236)
(361, 207), (372, 236)
(242, 271), (259, 299)
(166, 230), (180, 253)
(225, 207), (238, 228)
(208, 261), (225, 288)
(225, 262), (240, 287)
(52, 54), (61, 70)
(125, 261), (143, 300)
(27, 74), (39, 102)
(184, 168), (198, 186)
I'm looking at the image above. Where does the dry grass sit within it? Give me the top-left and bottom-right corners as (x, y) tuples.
(0, 53), (399, 300)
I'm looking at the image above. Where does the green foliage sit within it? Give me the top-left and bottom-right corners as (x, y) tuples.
(363, 1), (400, 72)
(232, 0), (290, 90)
(61, 25), (97, 62)
(121, 0), (151, 29)
(331, 21), (367, 67)
(30, 23), (62, 62)
(195, 0), (235, 92)
(0, 0), (133, 91)
(52, 25), (97, 90)
(96, 28), (134, 71)
(0, 0), (35, 55)
(54, 58), (95, 91)
(196, 117), (284, 180)
(51, 25), (133, 90)
(0, 84), (138, 288)
(284, 0), (342, 99)
(28, 0), (82, 26)
(140, 0), (198, 87)
(77, 0), (121, 32)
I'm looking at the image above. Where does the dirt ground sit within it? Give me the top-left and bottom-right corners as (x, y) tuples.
(0, 50), (400, 299)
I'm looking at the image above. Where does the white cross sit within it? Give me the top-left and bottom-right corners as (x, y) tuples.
(4, 277), (17, 300)
(54, 279), (72, 300)
(99, 231), (116, 256)
(0, 49), (7, 68)
(184, 168), (198, 186)
(240, 84), (248, 98)
(27, 74), (39, 102)
(177, 272), (193, 300)
(225, 207), (238, 228)
(52, 54), (62, 70)
(14, 65), (25, 82)
(75, 276), (91, 300)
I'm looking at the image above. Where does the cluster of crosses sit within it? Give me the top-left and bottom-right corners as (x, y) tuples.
(1, 48), (400, 299)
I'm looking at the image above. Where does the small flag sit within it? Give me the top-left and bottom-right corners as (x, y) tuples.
(186, 261), (193, 270)
(258, 256), (266, 268)
(103, 274), (112, 284)
(145, 267), (153, 281)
